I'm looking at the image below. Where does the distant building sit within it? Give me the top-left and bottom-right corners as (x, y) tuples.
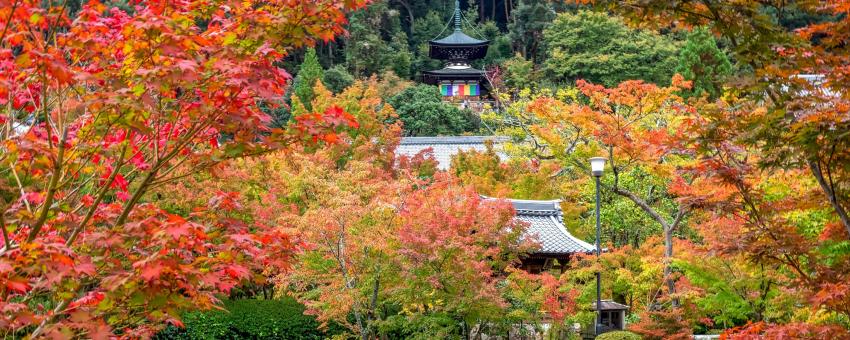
(591, 300), (630, 334)
(396, 136), (507, 170)
(423, 0), (491, 106)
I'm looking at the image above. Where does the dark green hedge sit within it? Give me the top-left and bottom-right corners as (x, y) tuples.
(155, 297), (340, 340)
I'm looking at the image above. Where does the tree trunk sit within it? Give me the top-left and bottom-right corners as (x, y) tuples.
(808, 158), (850, 238)
(663, 227), (679, 308)
(394, 0), (415, 33)
(610, 185), (686, 309)
(480, 0), (485, 20)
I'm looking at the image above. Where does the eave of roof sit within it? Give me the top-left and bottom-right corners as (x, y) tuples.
(592, 300), (630, 310)
(400, 136), (508, 145)
(422, 67), (486, 76)
(430, 30), (489, 46)
(486, 197), (597, 255)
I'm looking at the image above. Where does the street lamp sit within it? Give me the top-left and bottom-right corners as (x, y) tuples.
(589, 156), (606, 335)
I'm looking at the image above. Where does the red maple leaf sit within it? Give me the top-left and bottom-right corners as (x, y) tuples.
(6, 277), (31, 293)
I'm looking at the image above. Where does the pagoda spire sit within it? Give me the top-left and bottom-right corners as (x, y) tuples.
(454, 0), (461, 31)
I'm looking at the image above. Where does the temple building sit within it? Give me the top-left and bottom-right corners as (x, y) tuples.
(423, 0), (490, 103)
(396, 136), (596, 273)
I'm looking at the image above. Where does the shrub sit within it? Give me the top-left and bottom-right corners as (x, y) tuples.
(387, 84), (478, 136)
(155, 298), (338, 340)
(322, 65), (355, 94)
(596, 330), (643, 340)
(374, 313), (465, 340)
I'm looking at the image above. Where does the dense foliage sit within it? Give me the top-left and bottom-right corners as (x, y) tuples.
(595, 330), (642, 340)
(544, 10), (679, 87)
(387, 85), (478, 136)
(3, 0), (850, 339)
(674, 27), (732, 99)
(0, 0), (364, 337)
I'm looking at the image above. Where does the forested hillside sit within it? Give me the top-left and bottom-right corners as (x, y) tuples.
(285, 0), (826, 89)
(287, 0), (680, 89)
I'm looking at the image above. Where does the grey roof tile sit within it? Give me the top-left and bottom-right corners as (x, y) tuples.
(430, 31), (489, 46)
(480, 198), (595, 255)
(592, 300), (631, 310)
(506, 199), (596, 254)
(397, 136), (508, 170)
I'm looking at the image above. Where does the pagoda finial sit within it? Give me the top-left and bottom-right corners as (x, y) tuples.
(454, 0), (461, 31)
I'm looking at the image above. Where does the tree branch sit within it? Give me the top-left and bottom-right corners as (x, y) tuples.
(66, 141), (130, 245)
(27, 128), (69, 242)
(807, 158), (850, 237)
(610, 185), (672, 231)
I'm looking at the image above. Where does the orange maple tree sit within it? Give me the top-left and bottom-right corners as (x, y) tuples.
(0, 0), (365, 337)
(553, 1), (850, 336)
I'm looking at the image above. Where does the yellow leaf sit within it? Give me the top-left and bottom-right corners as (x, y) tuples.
(29, 13), (42, 25)
(132, 84), (145, 96)
(223, 33), (238, 45)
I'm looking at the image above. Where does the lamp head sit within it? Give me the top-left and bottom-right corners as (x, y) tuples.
(589, 157), (606, 177)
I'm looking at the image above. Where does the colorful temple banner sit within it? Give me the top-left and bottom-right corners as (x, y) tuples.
(440, 83), (480, 97)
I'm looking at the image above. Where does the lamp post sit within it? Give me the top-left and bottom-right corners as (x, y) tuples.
(589, 156), (606, 336)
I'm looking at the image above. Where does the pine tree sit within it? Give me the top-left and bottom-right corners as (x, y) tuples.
(292, 47), (324, 111)
(508, 0), (555, 62)
(675, 27), (732, 99)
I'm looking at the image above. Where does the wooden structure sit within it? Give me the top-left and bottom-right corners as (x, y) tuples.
(592, 300), (630, 334)
(422, 0), (490, 102)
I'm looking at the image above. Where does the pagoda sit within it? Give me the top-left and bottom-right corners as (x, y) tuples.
(422, 0), (490, 100)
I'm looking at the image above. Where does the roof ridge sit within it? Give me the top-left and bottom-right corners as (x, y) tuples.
(515, 209), (560, 216)
(399, 136), (508, 145)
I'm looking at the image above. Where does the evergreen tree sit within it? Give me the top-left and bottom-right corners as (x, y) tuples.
(503, 53), (538, 90)
(322, 65), (355, 94)
(675, 27), (733, 99)
(292, 47), (324, 111)
(388, 85), (478, 136)
(507, 0), (555, 62)
(412, 10), (452, 78)
(543, 10), (679, 87)
(346, 3), (413, 78)
(478, 21), (512, 67)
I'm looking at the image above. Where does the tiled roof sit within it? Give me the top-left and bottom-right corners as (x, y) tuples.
(592, 300), (630, 311)
(422, 67), (486, 76)
(398, 137), (594, 255)
(481, 197), (595, 255)
(397, 136), (508, 170)
(505, 198), (596, 255)
(430, 30), (489, 46)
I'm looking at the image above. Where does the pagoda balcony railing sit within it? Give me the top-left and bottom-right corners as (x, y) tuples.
(446, 99), (497, 113)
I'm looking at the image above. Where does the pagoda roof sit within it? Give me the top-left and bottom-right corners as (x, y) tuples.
(423, 67), (486, 76)
(427, 0), (489, 61)
(422, 66), (487, 84)
(430, 30), (489, 46)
